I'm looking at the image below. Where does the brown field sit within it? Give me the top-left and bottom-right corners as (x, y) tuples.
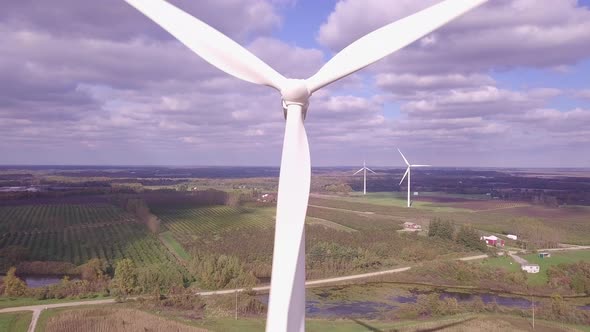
(450, 200), (531, 211)
(397, 315), (579, 332)
(415, 195), (473, 203)
(45, 307), (207, 332)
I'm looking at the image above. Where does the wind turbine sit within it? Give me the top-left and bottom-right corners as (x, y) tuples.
(123, 1), (487, 330)
(353, 160), (376, 195)
(398, 149), (431, 208)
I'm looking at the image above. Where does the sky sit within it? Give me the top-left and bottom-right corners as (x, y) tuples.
(1, 0), (590, 168)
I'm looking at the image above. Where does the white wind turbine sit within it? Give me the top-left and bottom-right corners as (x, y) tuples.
(123, 1), (487, 330)
(353, 160), (376, 195)
(398, 149), (431, 208)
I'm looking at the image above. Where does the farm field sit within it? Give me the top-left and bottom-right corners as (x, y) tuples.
(310, 194), (590, 245)
(153, 206), (276, 242)
(0, 311), (31, 332)
(39, 307), (207, 332)
(191, 314), (586, 332)
(0, 203), (181, 269)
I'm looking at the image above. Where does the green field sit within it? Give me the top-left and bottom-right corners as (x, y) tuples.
(311, 194), (590, 245)
(0, 203), (181, 269)
(334, 192), (472, 212)
(159, 231), (191, 261)
(482, 250), (590, 285)
(0, 311), (31, 332)
(480, 256), (523, 273)
(522, 250), (590, 285)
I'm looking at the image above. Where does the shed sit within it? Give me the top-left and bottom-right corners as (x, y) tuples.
(539, 252), (551, 259)
(507, 234), (518, 240)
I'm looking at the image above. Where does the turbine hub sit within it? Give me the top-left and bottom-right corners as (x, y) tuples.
(281, 79), (311, 120)
(281, 79), (310, 106)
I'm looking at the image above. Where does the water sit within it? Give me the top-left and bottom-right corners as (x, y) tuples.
(440, 291), (536, 308)
(24, 275), (79, 288)
(259, 289), (589, 319)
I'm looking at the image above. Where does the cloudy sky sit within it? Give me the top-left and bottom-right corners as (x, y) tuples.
(1, 0), (590, 167)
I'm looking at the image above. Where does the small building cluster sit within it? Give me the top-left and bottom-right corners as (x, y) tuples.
(403, 222), (422, 231)
(521, 264), (540, 274)
(480, 235), (505, 247)
(257, 193), (277, 203)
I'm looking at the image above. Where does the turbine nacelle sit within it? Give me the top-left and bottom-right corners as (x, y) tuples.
(281, 79), (311, 118)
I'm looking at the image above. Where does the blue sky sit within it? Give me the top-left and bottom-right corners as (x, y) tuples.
(0, 0), (589, 167)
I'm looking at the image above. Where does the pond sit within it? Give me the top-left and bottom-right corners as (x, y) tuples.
(24, 275), (79, 288)
(258, 287), (590, 319)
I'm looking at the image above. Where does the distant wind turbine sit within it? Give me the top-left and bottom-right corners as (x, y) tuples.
(398, 149), (431, 207)
(123, 0), (487, 330)
(353, 160), (376, 195)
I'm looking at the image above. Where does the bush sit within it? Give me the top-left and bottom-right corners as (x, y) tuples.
(428, 218), (454, 240)
(3, 267), (28, 297)
(110, 259), (138, 298)
(190, 253), (256, 290)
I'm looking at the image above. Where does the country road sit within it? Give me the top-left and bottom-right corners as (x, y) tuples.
(2, 247), (587, 331)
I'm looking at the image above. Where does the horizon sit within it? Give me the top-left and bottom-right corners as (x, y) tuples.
(1, 164), (589, 171)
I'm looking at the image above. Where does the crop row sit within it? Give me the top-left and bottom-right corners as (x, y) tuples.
(0, 204), (134, 232)
(154, 206), (275, 241)
(0, 222), (177, 266)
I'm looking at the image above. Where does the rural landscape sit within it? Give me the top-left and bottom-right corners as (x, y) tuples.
(0, 165), (589, 331)
(2, 0), (590, 331)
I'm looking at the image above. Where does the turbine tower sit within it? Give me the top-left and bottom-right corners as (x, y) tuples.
(123, 1), (487, 330)
(398, 149), (431, 208)
(353, 160), (376, 195)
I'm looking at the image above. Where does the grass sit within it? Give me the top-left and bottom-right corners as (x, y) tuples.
(480, 256), (523, 274)
(0, 311), (31, 332)
(521, 250), (590, 285)
(336, 192), (472, 212)
(306, 217), (357, 233)
(481, 250), (590, 286)
(160, 231), (191, 260)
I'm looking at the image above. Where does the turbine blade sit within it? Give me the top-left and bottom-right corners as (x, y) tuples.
(306, 0), (487, 92)
(125, 0), (286, 90)
(398, 149), (410, 166)
(412, 164), (431, 167)
(399, 168), (409, 185)
(266, 104), (310, 331)
(366, 167), (377, 174)
(353, 168), (364, 175)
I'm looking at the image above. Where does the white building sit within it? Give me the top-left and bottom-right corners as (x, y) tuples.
(507, 234), (518, 240)
(521, 264), (540, 274)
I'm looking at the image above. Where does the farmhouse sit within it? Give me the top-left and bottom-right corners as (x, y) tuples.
(403, 222), (422, 230)
(521, 264), (540, 274)
(257, 193), (277, 203)
(480, 235), (505, 247)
